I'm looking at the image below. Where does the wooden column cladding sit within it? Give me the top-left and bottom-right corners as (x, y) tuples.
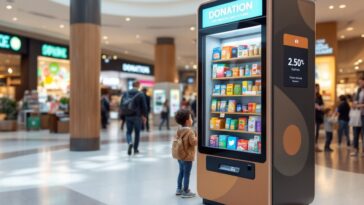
(154, 37), (177, 83)
(70, 0), (101, 151)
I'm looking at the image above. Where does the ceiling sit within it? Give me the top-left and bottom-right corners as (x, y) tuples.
(0, 0), (363, 70)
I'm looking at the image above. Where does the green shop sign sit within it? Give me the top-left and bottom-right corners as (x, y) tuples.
(41, 43), (68, 59)
(0, 33), (22, 52)
(202, 0), (263, 28)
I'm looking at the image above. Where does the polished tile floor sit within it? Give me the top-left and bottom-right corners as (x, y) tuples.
(0, 122), (363, 205)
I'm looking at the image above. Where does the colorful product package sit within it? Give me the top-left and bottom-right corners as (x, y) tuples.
(248, 139), (258, 152)
(209, 135), (219, 147)
(242, 81), (248, 94)
(245, 64), (251, 76)
(213, 84), (221, 95)
(216, 65), (225, 78)
(210, 118), (218, 129)
(231, 47), (238, 58)
(248, 103), (256, 113)
(238, 45), (249, 57)
(242, 104), (249, 113)
(215, 118), (226, 129)
(256, 119), (262, 133)
(238, 118), (247, 130)
(212, 64), (218, 78)
(233, 84), (242, 95)
(236, 103), (242, 112)
(255, 80), (262, 95)
(232, 67), (239, 77)
(220, 85), (227, 95)
(225, 118), (232, 130)
(227, 136), (238, 150)
(220, 100), (227, 112)
(211, 99), (217, 112)
(237, 139), (249, 151)
(226, 84), (234, 96)
(217, 101), (221, 112)
(256, 104), (262, 113)
(225, 70), (232, 77)
(252, 63), (258, 75)
(219, 135), (228, 148)
(228, 100), (236, 113)
(230, 119), (238, 130)
(222, 46), (233, 59)
(248, 117), (257, 132)
(212, 47), (221, 60)
(247, 81), (253, 94)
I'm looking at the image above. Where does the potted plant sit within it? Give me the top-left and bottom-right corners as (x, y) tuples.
(59, 97), (70, 112)
(0, 97), (18, 131)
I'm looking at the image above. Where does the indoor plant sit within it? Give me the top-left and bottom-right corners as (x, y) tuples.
(0, 97), (18, 131)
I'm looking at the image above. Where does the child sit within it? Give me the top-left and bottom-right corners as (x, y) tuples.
(172, 109), (197, 198)
(324, 108), (337, 152)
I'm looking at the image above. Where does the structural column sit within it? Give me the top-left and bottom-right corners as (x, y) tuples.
(154, 37), (177, 83)
(70, 0), (101, 151)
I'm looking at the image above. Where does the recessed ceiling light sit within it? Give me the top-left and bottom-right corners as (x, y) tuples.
(102, 54), (107, 59)
(339, 69), (343, 73)
(12, 17), (17, 21)
(185, 65), (190, 69)
(361, 34), (364, 38)
(59, 24), (65, 29)
(340, 35), (345, 39)
(7, 68), (13, 74)
(329, 5), (334, 9)
(355, 66), (359, 70)
(103, 36), (108, 40)
(193, 65), (198, 69)
(6, 5), (12, 10)
(190, 26), (196, 31)
(339, 4), (346, 9)
(136, 34), (140, 39)
(125, 17), (131, 22)
(346, 27), (354, 31)
(113, 55), (118, 60)
(359, 59), (363, 63)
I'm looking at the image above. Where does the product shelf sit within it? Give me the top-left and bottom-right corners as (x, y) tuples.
(212, 94), (261, 98)
(209, 147), (261, 155)
(212, 75), (262, 80)
(210, 128), (261, 135)
(212, 55), (261, 63)
(211, 112), (261, 116)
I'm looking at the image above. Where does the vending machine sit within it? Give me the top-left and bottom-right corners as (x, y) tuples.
(197, 0), (315, 205)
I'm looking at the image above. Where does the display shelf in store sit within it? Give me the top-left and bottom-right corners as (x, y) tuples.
(210, 128), (261, 135)
(212, 94), (261, 98)
(212, 55), (261, 63)
(212, 147), (260, 155)
(211, 112), (261, 116)
(213, 75), (262, 80)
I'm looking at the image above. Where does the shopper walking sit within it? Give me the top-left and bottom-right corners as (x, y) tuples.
(172, 109), (197, 198)
(351, 76), (364, 157)
(120, 81), (148, 155)
(141, 88), (151, 132)
(337, 95), (351, 147)
(324, 108), (336, 152)
(101, 92), (110, 129)
(159, 99), (170, 130)
(315, 84), (324, 152)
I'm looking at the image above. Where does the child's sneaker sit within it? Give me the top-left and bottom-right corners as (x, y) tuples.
(181, 190), (196, 198)
(176, 189), (182, 196)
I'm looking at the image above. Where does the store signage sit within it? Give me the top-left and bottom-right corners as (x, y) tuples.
(202, 0), (263, 28)
(283, 34), (309, 88)
(41, 44), (68, 59)
(122, 63), (151, 75)
(315, 39), (333, 55)
(0, 33), (22, 52)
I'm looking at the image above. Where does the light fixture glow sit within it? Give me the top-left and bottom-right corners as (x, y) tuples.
(113, 55), (118, 60)
(6, 5), (12, 10)
(59, 24), (65, 29)
(193, 65), (198, 69)
(329, 5), (334, 9)
(362, 34), (364, 38)
(125, 17), (131, 22)
(12, 17), (17, 21)
(355, 66), (359, 70)
(136, 34), (140, 39)
(185, 65), (190, 69)
(102, 54), (107, 59)
(340, 35), (345, 39)
(339, 69), (343, 73)
(359, 59), (363, 63)
(339, 4), (346, 9)
(346, 27), (354, 31)
(7, 68), (13, 74)
(103, 36), (108, 40)
(190, 26), (196, 31)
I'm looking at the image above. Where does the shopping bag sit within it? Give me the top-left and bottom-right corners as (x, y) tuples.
(349, 109), (362, 127)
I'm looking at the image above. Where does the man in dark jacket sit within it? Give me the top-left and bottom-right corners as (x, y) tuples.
(121, 81), (148, 155)
(141, 87), (151, 132)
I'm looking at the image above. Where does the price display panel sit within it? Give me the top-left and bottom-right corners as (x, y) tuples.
(283, 34), (308, 88)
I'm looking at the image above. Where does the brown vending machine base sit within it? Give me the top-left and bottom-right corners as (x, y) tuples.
(203, 199), (223, 205)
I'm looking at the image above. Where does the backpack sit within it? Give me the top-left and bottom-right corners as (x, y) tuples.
(120, 92), (140, 116)
(172, 135), (187, 160)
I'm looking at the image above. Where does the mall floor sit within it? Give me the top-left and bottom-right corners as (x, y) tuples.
(0, 122), (363, 205)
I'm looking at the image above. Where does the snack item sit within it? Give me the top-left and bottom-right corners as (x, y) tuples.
(248, 44), (255, 56)
(220, 100), (227, 112)
(242, 81), (248, 94)
(233, 84), (242, 95)
(232, 67), (239, 77)
(213, 84), (221, 95)
(230, 119), (238, 130)
(237, 139), (249, 151)
(212, 64), (218, 78)
(242, 104), (249, 113)
(239, 65), (245, 77)
(247, 81), (253, 94)
(236, 103), (242, 112)
(211, 99), (217, 112)
(219, 135), (228, 148)
(252, 64), (258, 75)
(248, 138), (258, 152)
(220, 85), (227, 95)
(248, 117), (257, 132)
(255, 80), (262, 95)
(227, 136), (237, 150)
(225, 118), (232, 130)
(209, 135), (218, 147)
(231, 47), (238, 58)
(210, 118), (218, 129)
(238, 118), (247, 130)
(228, 100), (236, 113)
(227, 84), (234, 96)
(216, 65), (225, 78)
(245, 64), (251, 76)
(217, 101), (221, 112)
(256, 104), (262, 113)
(215, 118), (226, 129)
(212, 47), (221, 60)
(256, 119), (262, 133)
(254, 44), (260, 56)
(222, 46), (233, 59)
(238, 45), (249, 57)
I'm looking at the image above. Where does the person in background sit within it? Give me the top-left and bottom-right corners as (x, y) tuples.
(181, 97), (190, 109)
(351, 76), (364, 157)
(159, 99), (170, 130)
(141, 87), (151, 132)
(324, 108), (336, 152)
(336, 95), (351, 147)
(190, 98), (197, 126)
(101, 91), (110, 129)
(120, 81), (148, 155)
(119, 92), (126, 131)
(172, 109), (197, 198)
(315, 84), (324, 152)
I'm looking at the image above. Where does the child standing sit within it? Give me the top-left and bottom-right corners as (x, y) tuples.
(172, 109), (197, 198)
(324, 108), (337, 152)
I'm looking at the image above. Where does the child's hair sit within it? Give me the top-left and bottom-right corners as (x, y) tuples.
(175, 109), (192, 126)
(323, 108), (331, 115)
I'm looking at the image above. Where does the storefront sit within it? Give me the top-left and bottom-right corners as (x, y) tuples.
(0, 32), (27, 100)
